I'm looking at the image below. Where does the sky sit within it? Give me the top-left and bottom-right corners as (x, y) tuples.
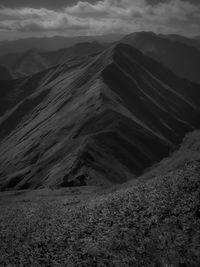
(0, 0), (199, 40)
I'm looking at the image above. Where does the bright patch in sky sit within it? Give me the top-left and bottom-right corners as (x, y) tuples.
(0, 0), (199, 40)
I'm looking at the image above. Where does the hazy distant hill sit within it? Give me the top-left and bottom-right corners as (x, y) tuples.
(122, 32), (200, 83)
(0, 34), (123, 56)
(2, 32), (199, 83)
(0, 42), (110, 78)
(159, 33), (200, 51)
(0, 43), (200, 190)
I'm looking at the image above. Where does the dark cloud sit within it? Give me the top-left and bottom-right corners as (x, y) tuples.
(0, 0), (199, 39)
(0, 0), (98, 9)
(0, 0), (199, 9)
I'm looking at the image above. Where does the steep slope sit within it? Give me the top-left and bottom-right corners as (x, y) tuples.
(0, 65), (13, 80)
(1, 42), (108, 78)
(139, 129), (200, 183)
(43, 41), (109, 66)
(122, 32), (200, 83)
(0, 43), (200, 190)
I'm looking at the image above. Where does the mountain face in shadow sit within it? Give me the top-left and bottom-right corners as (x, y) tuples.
(0, 42), (109, 78)
(0, 43), (200, 191)
(122, 32), (200, 84)
(2, 32), (199, 82)
(159, 34), (200, 51)
(0, 65), (13, 80)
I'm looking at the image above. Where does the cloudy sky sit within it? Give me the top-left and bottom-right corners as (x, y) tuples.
(0, 0), (199, 40)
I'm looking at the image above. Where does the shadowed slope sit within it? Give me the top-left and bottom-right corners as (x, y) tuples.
(0, 65), (13, 80)
(122, 32), (200, 83)
(159, 33), (200, 51)
(0, 43), (200, 190)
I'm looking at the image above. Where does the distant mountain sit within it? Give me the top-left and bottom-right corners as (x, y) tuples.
(0, 34), (123, 56)
(0, 42), (110, 78)
(0, 43), (200, 190)
(122, 31), (200, 83)
(0, 65), (13, 80)
(11, 49), (49, 78)
(195, 36), (200, 41)
(159, 34), (200, 51)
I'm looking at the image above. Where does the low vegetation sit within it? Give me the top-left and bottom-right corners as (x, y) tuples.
(0, 131), (200, 266)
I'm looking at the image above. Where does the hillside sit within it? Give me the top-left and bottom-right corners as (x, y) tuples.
(0, 42), (109, 78)
(2, 32), (200, 81)
(0, 43), (200, 190)
(0, 129), (200, 266)
(11, 49), (50, 78)
(0, 65), (13, 80)
(122, 32), (200, 83)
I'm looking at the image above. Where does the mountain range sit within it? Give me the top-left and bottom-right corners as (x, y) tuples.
(160, 33), (200, 51)
(0, 34), (123, 56)
(122, 32), (200, 83)
(1, 32), (200, 85)
(0, 43), (200, 191)
(0, 42), (109, 78)
(1, 31), (200, 267)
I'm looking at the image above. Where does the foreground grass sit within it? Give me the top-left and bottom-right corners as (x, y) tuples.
(0, 160), (200, 266)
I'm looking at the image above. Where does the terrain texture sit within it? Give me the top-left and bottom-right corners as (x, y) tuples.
(0, 34), (200, 266)
(0, 42), (109, 78)
(0, 130), (200, 266)
(1, 43), (200, 190)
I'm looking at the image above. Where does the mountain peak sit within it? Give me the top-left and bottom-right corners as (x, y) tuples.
(121, 31), (200, 83)
(0, 42), (200, 190)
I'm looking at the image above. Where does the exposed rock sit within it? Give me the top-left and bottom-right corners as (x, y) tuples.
(0, 43), (200, 190)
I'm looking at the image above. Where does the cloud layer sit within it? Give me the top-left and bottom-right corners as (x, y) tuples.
(0, 0), (199, 38)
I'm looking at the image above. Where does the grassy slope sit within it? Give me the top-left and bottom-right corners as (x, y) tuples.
(0, 132), (200, 266)
(139, 130), (200, 182)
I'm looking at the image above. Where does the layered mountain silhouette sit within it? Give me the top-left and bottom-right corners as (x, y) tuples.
(0, 34), (123, 56)
(0, 42), (109, 78)
(159, 34), (200, 51)
(122, 32), (200, 83)
(2, 32), (200, 84)
(0, 43), (200, 191)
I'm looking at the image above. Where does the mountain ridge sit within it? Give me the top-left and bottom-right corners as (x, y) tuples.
(121, 31), (200, 83)
(0, 42), (109, 78)
(0, 43), (200, 190)
(0, 34), (123, 56)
